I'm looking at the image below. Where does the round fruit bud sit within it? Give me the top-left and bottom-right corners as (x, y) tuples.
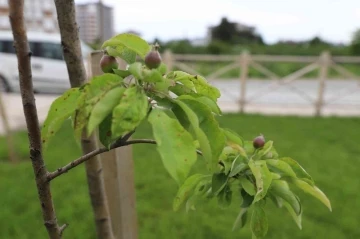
(100, 54), (118, 73)
(145, 43), (162, 69)
(253, 135), (265, 149)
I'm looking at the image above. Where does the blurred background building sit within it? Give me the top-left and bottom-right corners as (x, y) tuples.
(75, 1), (114, 44)
(0, 0), (58, 33)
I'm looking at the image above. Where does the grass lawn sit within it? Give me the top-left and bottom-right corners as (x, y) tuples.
(0, 113), (359, 239)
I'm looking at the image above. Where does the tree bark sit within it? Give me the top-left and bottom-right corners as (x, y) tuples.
(53, 1), (114, 238)
(8, 0), (63, 238)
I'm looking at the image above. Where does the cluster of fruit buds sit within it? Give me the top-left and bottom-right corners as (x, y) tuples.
(100, 43), (162, 74)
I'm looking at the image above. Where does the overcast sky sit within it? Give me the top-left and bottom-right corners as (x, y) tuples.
(76, 0), (360, 44)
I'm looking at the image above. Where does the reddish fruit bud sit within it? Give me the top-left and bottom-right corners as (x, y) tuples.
(145, 44), (162, 69)
(100, 54), (118, 73)
(253, 135), (265, 149)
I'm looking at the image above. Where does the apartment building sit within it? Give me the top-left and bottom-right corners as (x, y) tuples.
(76, 2), (114, 44)
(0, 0), (58, 33)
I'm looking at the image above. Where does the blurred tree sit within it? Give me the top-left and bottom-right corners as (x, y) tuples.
(210, 17), (264, 45)
(350, 28), (360, 55)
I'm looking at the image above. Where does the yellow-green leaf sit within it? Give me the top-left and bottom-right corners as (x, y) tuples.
(177, 96), (226, 172)
(41, 88), (81, 151)
(269, 180), (301, 215)
(111, 86), (148, 138)
(266, 159), (297, 178)
(102, 33), (151, 59)
(291, 179), (332, 211)
(251, 202), (268, 238)
(172, 100), (213, 171)
(248, 159), (272, 202)
(283, 200), (303, 230)
(148, 108), (197, 185)
(173, 174), (209, 211)
(280, 157), (314, 185)
(87, 86), (126, 136)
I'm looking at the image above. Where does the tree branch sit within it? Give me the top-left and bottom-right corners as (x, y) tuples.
(54, 2), (114, 238)
(54, 0), (87, 87)
(8, 1), (62, 238)
(47, 139), (203, 181)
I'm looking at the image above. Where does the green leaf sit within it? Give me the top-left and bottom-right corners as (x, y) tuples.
(184, 177), (212, 212)
(193, 96), (222, 115)
(269, 193), (283, 208)
(271, 172), (282, 180)
(191, 74), (221, 101)
(244, 140), (255, 155)
(241, 189), (254, 208)
(153, 78), (175, 95)
(105, 46), (136, 64)
(113, 69), (131, 78)
(158, 63), (167, 75)
(248, 159), (272, 202)
(290, 178), (332, 211)
(148, 108), (197, 185)
(266, 159), (297, 178)
(143, 69), (164, 82)
(102, 33), (151, 59)
(111, 86), (148, 138)
(178, 95), (221, 115)
(239, 177), (256, 196)
(217, 185), (232, 208)
(280, 157), (314, 185)
(229, 155), (248, 177)
(173, 174), (208, 211)
(167, 71), (221, 101)
(269, 180), (301, 215)
(172, 100), (213, 171)
(169, 83), (195, 96)
(251, 202), (268, 239)
(128, 62), (143, 79)
(212, 173), (228, 195)
(254, 141), (273, 160)
(41, 88), (81, 151)
(283, 200), (303, 230)
(262, 147), (279, 159)
(223, 128), (244, 147)
(232, 207), (248, 231)
(98, 114), (113, 148)
(87, 86), (126, 135)
(73, 74), (123, 138)
(176, 96), (226, 171)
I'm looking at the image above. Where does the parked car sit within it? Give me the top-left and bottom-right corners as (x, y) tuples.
(0, 30), (93, 94)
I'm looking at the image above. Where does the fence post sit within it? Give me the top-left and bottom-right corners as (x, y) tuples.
(90, 51), (138, 239)
(162, 49), (174, 73)
(239, 51), (250, 113)
(0, 91), (16, 163)
(315, 51), (330, 116)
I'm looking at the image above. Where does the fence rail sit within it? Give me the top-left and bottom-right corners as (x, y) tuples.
(162, 50), (360, 116)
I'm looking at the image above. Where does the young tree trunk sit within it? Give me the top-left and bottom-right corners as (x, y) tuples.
(8, 0), (64, 238)
(53, 1), (114, 238)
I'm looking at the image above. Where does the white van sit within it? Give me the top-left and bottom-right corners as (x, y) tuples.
(0, 31), (93, 94)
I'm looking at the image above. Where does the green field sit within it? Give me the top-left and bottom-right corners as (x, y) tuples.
(1, 114), (359, 239)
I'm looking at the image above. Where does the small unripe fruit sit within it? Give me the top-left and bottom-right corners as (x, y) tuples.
(253, 135), (265, 149)
(145, 44), (162, 69)
(100, 54), (118, 73)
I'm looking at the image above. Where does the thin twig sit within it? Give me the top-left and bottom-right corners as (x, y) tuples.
(8, 0), (62, 238)
(47, 139), (203, 181)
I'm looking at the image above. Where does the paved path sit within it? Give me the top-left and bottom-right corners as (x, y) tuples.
(0, 79), (359, 135)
